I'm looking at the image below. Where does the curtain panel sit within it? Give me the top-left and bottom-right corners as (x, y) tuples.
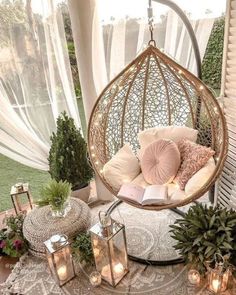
(0, 0), (80, 170)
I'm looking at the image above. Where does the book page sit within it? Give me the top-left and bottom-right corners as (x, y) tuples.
(142, 185), (168, 205)
(118, 183), (145, 204)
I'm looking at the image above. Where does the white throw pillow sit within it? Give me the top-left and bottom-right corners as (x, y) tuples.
(167, 183), (186, 201)
(103, 144), (140, 192)
(138, 126), (198, 150)
(185, 157), (216, 196)
(130, 173), (149, 188)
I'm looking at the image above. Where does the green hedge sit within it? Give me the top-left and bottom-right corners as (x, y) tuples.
(202, 17), (225, 89)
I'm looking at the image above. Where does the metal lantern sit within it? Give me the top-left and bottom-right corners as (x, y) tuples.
(44, 234), (75, 286)
(89, 211), (129, 287)
(10, 183), (33, 215)
(207, 254), (231, 293)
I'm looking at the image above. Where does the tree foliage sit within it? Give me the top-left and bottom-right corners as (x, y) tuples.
(202, 17), (225, 90)
(48, 112), (93, 190)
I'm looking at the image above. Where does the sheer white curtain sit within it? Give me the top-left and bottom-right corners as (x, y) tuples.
(102, 11), (215, 82)
(0, 0), (80, 170)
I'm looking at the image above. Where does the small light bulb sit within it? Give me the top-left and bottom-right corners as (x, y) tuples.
(178, 69), (182, 74)
(95, 121), (99, 126)
(95, 161), (99, 165)
(92, 153), (95, 157)
(199, 85), (204, 90)
(100, 169), (103, 174)
(98, 113), (102, 119)
(91, 145), (94, 150)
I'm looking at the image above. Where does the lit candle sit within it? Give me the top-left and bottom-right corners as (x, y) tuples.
(57, 265), (67, 281)
(89, 271), (102, 287)
(188, 269), (201, 285)
(212, 279), (221, 293)
(113, 263), (124, 277)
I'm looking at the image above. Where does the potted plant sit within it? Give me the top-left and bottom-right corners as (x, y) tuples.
(71, 232), (94, 266)
(0, 213), (28, 257)
(36, 179), (71, 217)
(48, 112), (94, 202)
(170, 204), (236, 275)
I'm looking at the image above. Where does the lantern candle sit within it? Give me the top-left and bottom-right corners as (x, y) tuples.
(188, 269), (201, 285)
(89, 271), (102, 287)
(113, 262), (124, 278)
(212, 279), (220, 293)
(57, 265), (68, 281)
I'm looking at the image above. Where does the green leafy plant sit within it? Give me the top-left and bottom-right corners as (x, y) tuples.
(202, 17), (225, 90)
(71, 232), (94, 265)
(170, 204), (236, 274)
(36, 179), (71, 211)
(48, 112), (93, 190)
(0, 213), (28, 257)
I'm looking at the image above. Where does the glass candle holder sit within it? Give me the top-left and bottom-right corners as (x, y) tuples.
(89, 211), (129, 287)
(188, 269), (201, 285)
(207, 266), (230, 293)
(44, 234), (75, 286)
(89, 271), (102, 287)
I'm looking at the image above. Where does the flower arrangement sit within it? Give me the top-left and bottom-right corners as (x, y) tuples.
(0, 213), (28, 257)
(170, 204), (236, 274)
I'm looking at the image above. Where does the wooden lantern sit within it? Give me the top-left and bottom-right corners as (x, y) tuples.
(10, 183), (33, 214)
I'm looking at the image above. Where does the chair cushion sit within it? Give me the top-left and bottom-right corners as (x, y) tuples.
(175, 139), (215, 190)
(103, 144), (140, 191)
(138, 126), (198, 150)
(140, 139), (181, 185)
(185, 157), (216, 195)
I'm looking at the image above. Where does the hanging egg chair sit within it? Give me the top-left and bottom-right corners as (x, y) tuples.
(88, 3), (228, 212)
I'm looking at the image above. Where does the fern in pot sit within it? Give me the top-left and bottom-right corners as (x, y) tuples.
(36, 180), (71, 218)
(170, 204), (236, 275)
(48, 112), (94, 202)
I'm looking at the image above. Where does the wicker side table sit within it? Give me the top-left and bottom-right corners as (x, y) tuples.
(23, 198), (91, 257)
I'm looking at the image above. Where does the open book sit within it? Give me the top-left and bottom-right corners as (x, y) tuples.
(118, 183), (170, 206)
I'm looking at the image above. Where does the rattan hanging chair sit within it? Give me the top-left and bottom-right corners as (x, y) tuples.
(88, 43), (228, 211)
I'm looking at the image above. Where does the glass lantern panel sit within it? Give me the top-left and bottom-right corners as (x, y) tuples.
(109, 228), (128, 285)
(91, 232), (113, 285)
(47, 254), (59, 283)
(53, 247), (74, 284)
(208, 271), (222, 293)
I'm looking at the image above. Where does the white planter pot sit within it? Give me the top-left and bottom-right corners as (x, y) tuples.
(71, 184), (91, 203)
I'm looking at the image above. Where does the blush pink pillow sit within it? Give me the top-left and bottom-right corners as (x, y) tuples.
(175, 139), (215, 189)
(140, 139), (181, 185)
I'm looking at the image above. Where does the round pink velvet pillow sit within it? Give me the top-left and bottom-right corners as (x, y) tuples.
(140, 139), (181, 185)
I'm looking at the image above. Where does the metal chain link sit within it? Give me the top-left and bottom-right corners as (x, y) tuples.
(147, 0), (156, 46)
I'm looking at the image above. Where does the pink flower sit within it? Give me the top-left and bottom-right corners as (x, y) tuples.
(13, 239), (23, 250)
(0, 240), (6, 249)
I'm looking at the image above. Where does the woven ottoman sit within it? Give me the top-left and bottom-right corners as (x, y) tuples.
(23, 198), (91, 257)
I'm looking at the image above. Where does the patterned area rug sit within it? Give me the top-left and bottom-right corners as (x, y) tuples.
(1, 200), (236, 295)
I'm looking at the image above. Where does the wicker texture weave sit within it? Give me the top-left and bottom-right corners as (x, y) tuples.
(23, 198), (91, 257)
(88, 45), (228, 210)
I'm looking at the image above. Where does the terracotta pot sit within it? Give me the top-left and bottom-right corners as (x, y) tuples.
(71, 184), (91, 203)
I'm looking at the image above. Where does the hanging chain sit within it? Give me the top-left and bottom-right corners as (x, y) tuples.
(147, 0), (156, 46)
